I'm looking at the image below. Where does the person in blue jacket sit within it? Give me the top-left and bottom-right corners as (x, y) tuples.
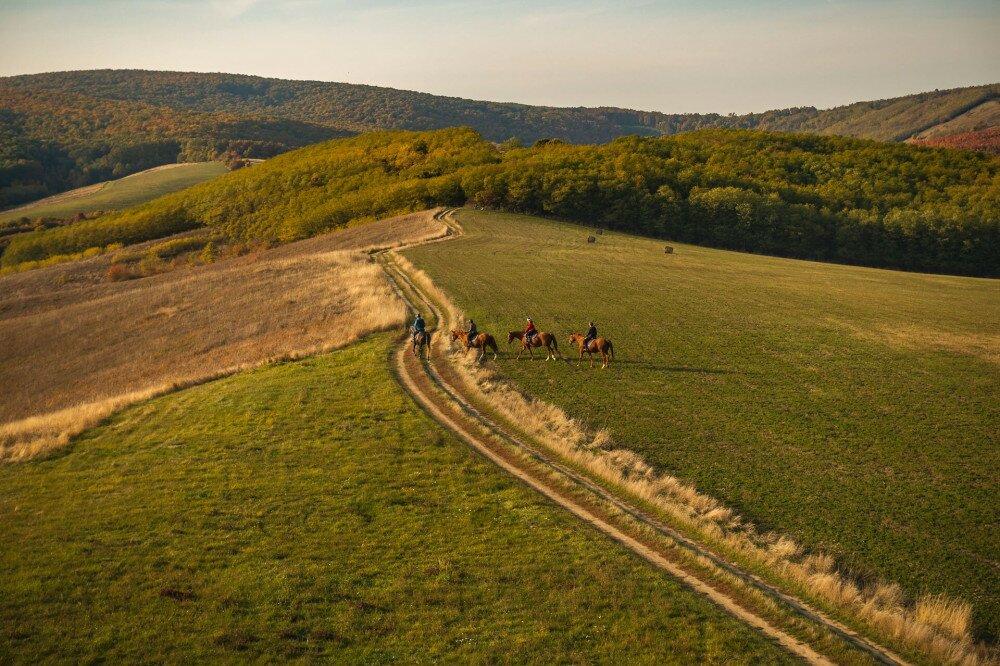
(412, 313), (426, 343)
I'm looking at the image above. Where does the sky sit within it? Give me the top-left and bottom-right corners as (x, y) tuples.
(0, 0), (997, 114)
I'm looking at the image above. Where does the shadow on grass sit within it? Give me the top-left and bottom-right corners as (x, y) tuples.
(585, 358), (738, 374)
(500, 356), (740, 374)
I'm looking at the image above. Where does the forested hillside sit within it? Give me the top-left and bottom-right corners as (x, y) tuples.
(0, 83), (349, 208)
(5, 128), (997, 277)
(2, 70), (997, 208)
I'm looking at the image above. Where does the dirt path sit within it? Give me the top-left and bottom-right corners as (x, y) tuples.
(377, 209), (913, 666)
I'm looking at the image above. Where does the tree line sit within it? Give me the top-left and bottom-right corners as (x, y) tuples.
(3, 128), (997, 277)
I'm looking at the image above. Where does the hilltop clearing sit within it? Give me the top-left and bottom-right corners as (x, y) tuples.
(0, 162), (228, 227)
(0, 210), (444, 461)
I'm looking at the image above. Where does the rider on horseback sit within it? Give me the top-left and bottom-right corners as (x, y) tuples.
(466, 319), (478, 349)
(412, 313), (425, 344)
(583, 321), (597, 350)
(524, 318), (537, 344)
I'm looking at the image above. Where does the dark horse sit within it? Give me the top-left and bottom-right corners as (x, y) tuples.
(411, 329), (432, 358)
(507, 330), (560, 361)
(452, 329), (500, 362)
(567, 333), (615, 368)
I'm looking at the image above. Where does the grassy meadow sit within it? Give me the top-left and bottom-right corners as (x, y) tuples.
(0, 162), (228, 226)
(403, 209), (1000, 641)
(0, 335), (797, 664)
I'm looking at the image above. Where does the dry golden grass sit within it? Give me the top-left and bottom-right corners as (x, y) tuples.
(0, 210), (446, 461)
(830, 317), (1000, 365)
(392, 251), (992, 666)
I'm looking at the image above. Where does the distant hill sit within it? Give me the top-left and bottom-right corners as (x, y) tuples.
(1, 69), (997, 207)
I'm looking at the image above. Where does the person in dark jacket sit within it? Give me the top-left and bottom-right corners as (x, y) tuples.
(583, 321), (597, 350)
(466, 319), (478, 348)
(412, 313), (426, 343)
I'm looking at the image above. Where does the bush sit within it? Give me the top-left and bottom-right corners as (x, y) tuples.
(200, 242), (216, 264)
(106, 263), (132, 282)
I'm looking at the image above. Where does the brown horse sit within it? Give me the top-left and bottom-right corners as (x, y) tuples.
(411, 330), (431, 358)
(507, 331), (560, 361)
(567, 333), (615, 368)
(452, 329), (499, 362)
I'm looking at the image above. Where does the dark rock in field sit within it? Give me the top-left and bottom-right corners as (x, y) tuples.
(214, 630), (258, 651)
(309, 629), (349, 644)
(664, 246), (674, 254)
(159, 587), (196, 601)
(587, 236), (596, 243)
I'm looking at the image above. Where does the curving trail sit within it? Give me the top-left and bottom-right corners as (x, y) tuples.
(377, 209), (910, 666)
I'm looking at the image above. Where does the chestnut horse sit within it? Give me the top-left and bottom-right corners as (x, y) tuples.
(567, 333), (615, 368)
(411, 330), (431, 358)
(507, 331), (560, 361)
(452, 330), (499, 361)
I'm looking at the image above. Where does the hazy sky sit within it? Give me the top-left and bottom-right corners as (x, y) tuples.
(1, 0), (997, 113)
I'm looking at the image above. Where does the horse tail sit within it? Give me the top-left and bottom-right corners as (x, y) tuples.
(487, 335), (499, 353)
(551, 335), (558, 350)
(608, 340), (615, 360)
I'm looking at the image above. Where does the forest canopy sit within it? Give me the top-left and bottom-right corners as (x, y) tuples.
(4, 127), (997, 277)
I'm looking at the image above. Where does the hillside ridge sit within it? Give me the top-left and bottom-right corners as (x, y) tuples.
(2, 70), (997, 208)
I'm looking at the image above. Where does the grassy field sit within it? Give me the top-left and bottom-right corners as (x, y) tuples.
(0, 334), (796, 663)
(0, 211), (443, 461)
(403, 209), (1000, 641)
(0, 162), (228, 226)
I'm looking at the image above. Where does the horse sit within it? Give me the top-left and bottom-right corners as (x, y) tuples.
(567, 333), (615, 369)
(507, 331), (560, 361)
(451, 329), (500, 362)
(411, 329), (431, 358)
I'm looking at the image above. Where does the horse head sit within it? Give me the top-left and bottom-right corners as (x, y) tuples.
(451, 330), (463, 343)
(568, 333), (582, 346)
(507, 331), (521, 345)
